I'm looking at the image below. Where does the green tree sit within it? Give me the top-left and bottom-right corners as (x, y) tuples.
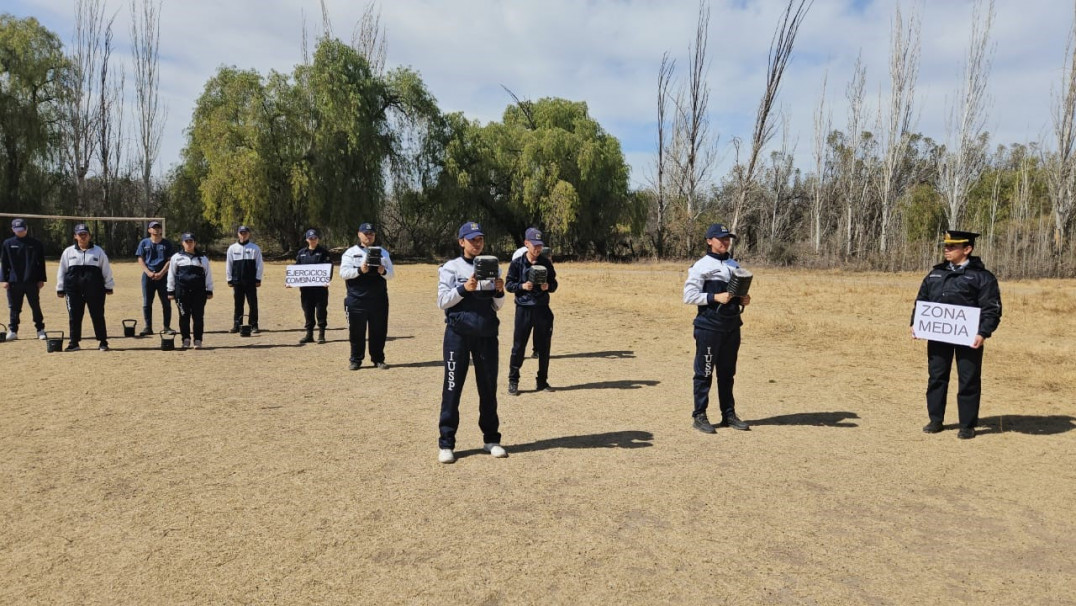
(0, 14), (67, 213)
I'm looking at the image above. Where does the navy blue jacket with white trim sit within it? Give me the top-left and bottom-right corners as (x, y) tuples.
(683, 252), (745, 332)
(167, 251), (214, 298)
(438, 256), (505, 337)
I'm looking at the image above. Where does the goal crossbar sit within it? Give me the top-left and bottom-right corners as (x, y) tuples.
(0, 213), (166, 235)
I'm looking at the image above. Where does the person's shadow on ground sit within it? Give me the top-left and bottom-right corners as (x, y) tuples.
(748, 411), (859, 427)
(976, 415), (1075, 436)
(456, 430), (654, 458)
(549, 350), (635, 360)
(552, 379), (660, 391)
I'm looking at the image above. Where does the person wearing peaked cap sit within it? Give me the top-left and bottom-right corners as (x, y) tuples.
(226, 225), (264, 333)
(294, 228), (333, 345)
(434, 221), (508, 464)
(505, 227), (559, 394)
(911, 229), (1002, 440)
(339, 222), (394, 369)
(682, 223), (752, 434)
(1, 218), (48, 340)
(135, 220), (175, 336)
(56, 223), (115, 351)
(167, 232), (213, 349)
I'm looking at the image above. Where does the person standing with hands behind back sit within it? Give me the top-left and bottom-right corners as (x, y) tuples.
(1, 218), (48, 340)
(168, 233), (214, 349)
(134, 220), (174, 336)
(294, 228), (332, 345)
(56, 223), (114, 351)
(683, 223), (752, 434)
(226, 225), (263, 333)
(912, 230), (1002, 440)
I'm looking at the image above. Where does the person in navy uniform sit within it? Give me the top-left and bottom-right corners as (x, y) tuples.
(1, 218), (48, 340)
(226, 225), (264, 333)
(911, 230), (1002, 440)
(339, 223), (394, 369)
(435, 221), (508, 464)
(56, 223), (115, 351)
(682, 223), (752, 434)
(294, 228), (333, 345)
(505, 227), (559, 394)
(167, 233), (214, 349)
(134, 220), (174, 336)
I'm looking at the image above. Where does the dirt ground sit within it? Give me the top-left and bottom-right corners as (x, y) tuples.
(1, 259), (1074, 605)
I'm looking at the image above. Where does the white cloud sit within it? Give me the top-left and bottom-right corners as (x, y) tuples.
(8, 0), (1074, 189)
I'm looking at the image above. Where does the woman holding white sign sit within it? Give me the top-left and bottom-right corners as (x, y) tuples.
(911, 230), (1002, 440)
(294, 229), (333, 345)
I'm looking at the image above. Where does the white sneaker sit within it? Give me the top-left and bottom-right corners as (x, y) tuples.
(483, 443), (508, 458)
(438, 448), (456, 464)
(182, 338), (191, 349)
(193, 340), (202, 349)
(5, 331), (16, 340)
(37, 330), (46, 340)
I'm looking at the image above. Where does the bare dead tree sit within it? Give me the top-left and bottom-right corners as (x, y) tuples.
(877, 2), (920, 254)
(97, 12), (125, 245)
(767, 112), (797, 243)
(670, 0), (716, 217)
(730, 0), (813, 234)
(63, 0), (107, 213)
(1048, 2), (1076, 261)
(937, 0), (994, 229)
(650, 52), (676, 256)
(842, 54), (867, 255)
(131, 0), (165, 218)
(811, 70), (831, 252)
(352, 2), (387, 76)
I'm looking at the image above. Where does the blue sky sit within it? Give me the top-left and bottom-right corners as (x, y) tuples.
(7, 0), (1074, 189)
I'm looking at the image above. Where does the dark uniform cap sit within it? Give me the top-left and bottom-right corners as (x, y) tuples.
(942, 230), (979, 246)
(12, 218), (27, 230)
(305, 229), (319, 239)
(73, 223), (90, 235)
(238, 225), (251, 233)
(705, 223), (736, 239)
(358, 223), (375, 233)
(181, 232), (195, 241)
(458, 221), (484, 240)
(525, 227), (544, 246)
(148, 220), (162, 229)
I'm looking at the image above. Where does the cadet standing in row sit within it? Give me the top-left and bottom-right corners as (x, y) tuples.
(135, 220), (174, 336)
(435, 221), (507, 464)
(339, 223), (393, 370)
(226, 225), (264, 333)
(1, 218), (47, 340)
(505, 227), (558, 394)
(683, 223), (751, 434)
(167, 232), (214, 349)
(912, 230), (1002, 440)
(56, 223), (114, 351)
(295, 228), (333, 345)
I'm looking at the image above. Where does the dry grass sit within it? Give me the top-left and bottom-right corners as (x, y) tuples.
(1, 261), (1074, 604)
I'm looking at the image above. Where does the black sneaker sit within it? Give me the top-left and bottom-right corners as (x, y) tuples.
(138, 327), (154, 337)
(531, 350), (539, 359)
(317, 330), (326, 344)
(957, 427), (976, 440)
(98, 342), (110, 351)
(349, 361), (362, 371)
(720, 413), (750, 431)
(65, 343), (81, 352)
(536, 382), (554, 392)
(693, 413), (716, 434)
(229, 325), (239, 334)
(299, 333), (314, 344)
(508, 381), (519, 396)
(251, 325), (261, 334)
(375, 362), (389, 369)
(923, 420), (944, 434)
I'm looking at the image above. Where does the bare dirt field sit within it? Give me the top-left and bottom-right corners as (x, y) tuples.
(1, 259), (1074, 604)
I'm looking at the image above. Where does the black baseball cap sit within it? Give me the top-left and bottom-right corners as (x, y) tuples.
(11, 218), (27, 230)
(73, 223), (90, 235)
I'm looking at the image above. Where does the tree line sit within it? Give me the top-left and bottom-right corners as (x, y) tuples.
(2, 1), (1075, 277)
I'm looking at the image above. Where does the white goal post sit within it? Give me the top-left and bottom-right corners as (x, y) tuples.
(0, 212), (166, 236)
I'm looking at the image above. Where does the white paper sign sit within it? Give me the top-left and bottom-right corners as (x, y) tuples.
(285, 263), (332, 287)
(913, 301), (980, 346)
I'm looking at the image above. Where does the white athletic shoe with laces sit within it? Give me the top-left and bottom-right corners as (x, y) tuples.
(484, 443), (507, 458)
(193, 340), (202, 349)
(438, 449), (456, 464)
(37, 330), (46, 340)
(5, 331), (16, 340)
